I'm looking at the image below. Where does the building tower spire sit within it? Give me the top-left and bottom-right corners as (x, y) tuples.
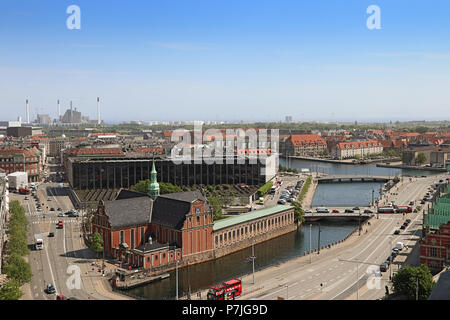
(148, 159), (160, 199)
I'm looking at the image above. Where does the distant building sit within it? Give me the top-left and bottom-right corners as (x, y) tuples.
(61, 107), (82, 124)
(280, 134), (327, 157)
(36, 114), (51, 125)
(332, 140), (383, 160)
(285, 116), (293, 123)
(6, 126), (32, 138)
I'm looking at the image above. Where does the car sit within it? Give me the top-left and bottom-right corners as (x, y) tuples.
(305, 210), (313, 213)
(45, 283), (56, 294)
(391, 251), (398, 258)
(57, 208), (62, 211)
(50, 208), (55, 211)
(345, 209), (354, 213)
(47, 198), (52, 201)
(379, 263), (388, 272)
(352, 207), (360, 211)
(56, 295), (66, 300)
(386, 256), (393, 264)
(277, 199), (286, 205)
(400, 225), (406, 230)
(409, 201), (414, 206)
(48, 232), (55, 237)
(24, 196), (29, 200)
(287, 198), (294, 202)
(420, 200), (426, 204)
(394, 229), (400, 235)
(332, 209), (340, 213)
(364, 209), (373, 214)
(439, 180), (444, 183)
(406, 219), (411, 223)
(57, 212), (64, 217)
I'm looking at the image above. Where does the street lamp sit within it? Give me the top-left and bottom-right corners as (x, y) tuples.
(309, 224), (312, 263)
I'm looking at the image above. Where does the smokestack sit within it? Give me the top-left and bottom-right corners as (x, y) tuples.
(26, 99), (30, 124)
(97, 97), (101, 125)
(57, 100), (61, 121)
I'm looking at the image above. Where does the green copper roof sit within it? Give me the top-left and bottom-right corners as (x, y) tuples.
(425, 214), (450, 230)
(213, 205), (293, 231)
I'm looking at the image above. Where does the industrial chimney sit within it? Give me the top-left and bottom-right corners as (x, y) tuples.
(97, 97), (101, 125)
(57, 100), (61, 121)
(26, 99), (30, 124)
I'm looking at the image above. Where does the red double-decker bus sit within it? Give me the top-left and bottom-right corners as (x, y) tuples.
(378, 206), (395, 213)
(396, 206), (412, 213)
(207, 279), (242, 300)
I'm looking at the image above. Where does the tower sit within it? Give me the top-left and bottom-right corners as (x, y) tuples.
(148, 160), (160, 199)
(57, 100), (61, 121)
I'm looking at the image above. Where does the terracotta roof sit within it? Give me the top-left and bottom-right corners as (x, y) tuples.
(290, 134), (326, 147)
(134, 147), (164, 153)
(68, 147), (125, 157)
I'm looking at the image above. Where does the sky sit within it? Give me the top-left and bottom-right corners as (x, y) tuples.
(1, 0), (450, 123)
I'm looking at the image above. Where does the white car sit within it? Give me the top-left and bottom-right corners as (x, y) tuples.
(305, 209), (313, 213)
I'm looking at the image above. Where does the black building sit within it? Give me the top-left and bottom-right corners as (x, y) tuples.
(68, 156), (276, 190)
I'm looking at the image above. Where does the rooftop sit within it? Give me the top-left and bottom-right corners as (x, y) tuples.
(213, 205), (293, 231)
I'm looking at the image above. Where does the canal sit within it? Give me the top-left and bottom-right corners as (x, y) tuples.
(280, 157), (440, 208)
(128, 221), (358, 300)
(128, 158), (439, 299)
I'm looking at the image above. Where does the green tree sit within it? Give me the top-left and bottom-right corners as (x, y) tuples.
(416, 152), (427, 165)
(0, 280), (23, 300)
(207, 196), (224, 221)
(291, 201), (305, 223)
(3, 254), (32, 286)
(392, 264), (435, 300)
(89, 232), (104, 259)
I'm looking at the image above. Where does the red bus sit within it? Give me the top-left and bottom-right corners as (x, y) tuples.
(378, 206), (395, 213)
(396, 206), (412, 213)
(207, 279), (242, 300)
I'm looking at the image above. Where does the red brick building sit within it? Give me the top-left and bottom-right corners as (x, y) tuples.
(280, 134), (327, 157)
(420, 221), (450, 272)
(0, 146), (41, 182)
(92, 189), (213, 269)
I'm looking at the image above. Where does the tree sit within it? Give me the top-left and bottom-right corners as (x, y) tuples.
(392, 264), (435, 300)
(207, 196), (224, 221)
(89, 232), (104, 259)
(3, 254), (32, 286)
(0, 280), (23, 300)
(291, 201), (305, 223)
(416, 152), (427, 165)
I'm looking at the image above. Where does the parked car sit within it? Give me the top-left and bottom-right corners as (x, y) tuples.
(364, 209), (373, 214)
(332, 209), (340, 213)
(379, 263), (388, 272)
(277, 199), (286, 205)
(352, 207), (360, 211)
(394, 229), (400, 235)
(400, 225), (406, 230)
(57, 212), (64, 217)
(50, 208), (55, 211)
(48, 232), (54, 237)
(304, 210), (313, 213)
(406, 219), (411, 223)
(345, 209), (354, 213)
(420, 200), (426, 204)
(409, 201), (415, 206)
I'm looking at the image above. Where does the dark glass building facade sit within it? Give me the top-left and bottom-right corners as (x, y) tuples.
(68, 157), (274, 190)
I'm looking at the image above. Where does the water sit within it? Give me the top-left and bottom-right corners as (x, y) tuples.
(128, 221), (358, 300)
(281, 157), (440, 207)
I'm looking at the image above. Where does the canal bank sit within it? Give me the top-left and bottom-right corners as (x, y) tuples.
(126, 220), (359, 300)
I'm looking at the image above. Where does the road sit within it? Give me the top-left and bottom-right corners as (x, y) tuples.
(237, 173), (448, 300)
(11, 180), (118, 300)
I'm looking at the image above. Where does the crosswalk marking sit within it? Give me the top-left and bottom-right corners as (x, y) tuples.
(31, 219), (77, 224)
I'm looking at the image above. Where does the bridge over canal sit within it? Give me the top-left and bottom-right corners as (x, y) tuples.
(304, 212), (373, 222)
(316, 174), (392, 184)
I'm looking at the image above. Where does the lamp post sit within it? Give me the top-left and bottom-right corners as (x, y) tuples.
(251, 241), (256, 284)
(176, 260), (179, 300)
(309, 224), (312, 263)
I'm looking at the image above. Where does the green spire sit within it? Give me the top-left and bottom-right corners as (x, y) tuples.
(148, 160), (160, 199)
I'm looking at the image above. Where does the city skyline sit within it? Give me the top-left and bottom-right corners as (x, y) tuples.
(1, 0), (450, 122)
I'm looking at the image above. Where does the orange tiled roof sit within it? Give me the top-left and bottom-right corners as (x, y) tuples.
(290, 134), (326, 147)
(68, 147), (124, 157)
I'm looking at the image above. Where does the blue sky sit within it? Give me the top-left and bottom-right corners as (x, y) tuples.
(1, 0), (450, 123)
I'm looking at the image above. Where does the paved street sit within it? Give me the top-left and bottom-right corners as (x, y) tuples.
(11, 180), (130, 300)
(236, 173), (448, 300)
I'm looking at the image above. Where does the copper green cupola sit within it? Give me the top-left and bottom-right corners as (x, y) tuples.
(148, 160), (160, 199)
